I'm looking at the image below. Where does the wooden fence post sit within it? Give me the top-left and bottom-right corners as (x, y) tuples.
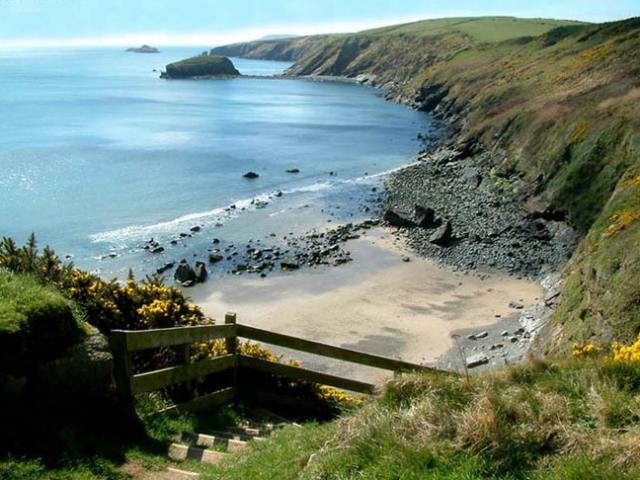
(175, 342), (193, 399)
(225, 312), (237, 355)
(111, 330), (133, 399)
(225, 312), (238, 390)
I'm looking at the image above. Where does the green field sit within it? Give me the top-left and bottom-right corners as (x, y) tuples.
(364, 16), (586, 43)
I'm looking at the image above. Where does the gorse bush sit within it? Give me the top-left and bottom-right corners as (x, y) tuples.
(613, 334), (640, 363)
(0, 234), (205, 335)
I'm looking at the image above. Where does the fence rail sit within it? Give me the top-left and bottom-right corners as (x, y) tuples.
(111, 312), (435, 412)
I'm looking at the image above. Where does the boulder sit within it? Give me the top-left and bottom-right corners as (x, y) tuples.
(466, 353), (489, 369)
(280, 257), (300, 270)
(243, 171), (260, 179)
(174, 260), (197, 285)
(156, 261), (175, 274)
(414, 205), (438, 229)
(519, 219), (551, 241)
(194, 261), (208, 283)
(209, 253), (224, 263)
(383, 208), (416, 228)
(429, 221), (453, 246)
(462, 167), (482, 189)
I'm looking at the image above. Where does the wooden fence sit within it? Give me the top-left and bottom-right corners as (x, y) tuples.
(111, 312), (436, 413)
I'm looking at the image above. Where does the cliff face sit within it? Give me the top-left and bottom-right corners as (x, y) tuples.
(161, 55), (240, 79)
(212, 17), (640, 353)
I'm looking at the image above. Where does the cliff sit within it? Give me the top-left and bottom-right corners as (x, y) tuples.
(212, 16), (640, 354)
(161, 54), (240, 79)
(210, 35), (329, 62)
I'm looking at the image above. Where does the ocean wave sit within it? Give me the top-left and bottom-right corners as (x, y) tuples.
(88, 165), (407, 246)
(89, 188), (296, 244)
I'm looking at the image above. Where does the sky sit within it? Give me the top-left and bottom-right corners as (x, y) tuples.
(0, 0), (638, 47)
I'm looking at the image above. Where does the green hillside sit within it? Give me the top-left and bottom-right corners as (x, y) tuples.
(217, 17), (640, 355)
(359, 16), (586, 42)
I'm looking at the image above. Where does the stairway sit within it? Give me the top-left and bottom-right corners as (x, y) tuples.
(168, 408), (297, 466)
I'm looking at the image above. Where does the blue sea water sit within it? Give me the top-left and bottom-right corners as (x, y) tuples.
(0, 46), (432, 280)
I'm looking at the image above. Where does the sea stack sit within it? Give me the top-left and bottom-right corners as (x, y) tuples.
(160, 55), (240, 79)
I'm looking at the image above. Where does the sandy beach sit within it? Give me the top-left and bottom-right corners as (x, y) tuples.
(187, 227), (543, 385)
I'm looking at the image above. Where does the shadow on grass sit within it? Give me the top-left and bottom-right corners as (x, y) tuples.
(0, 394), (169, 478)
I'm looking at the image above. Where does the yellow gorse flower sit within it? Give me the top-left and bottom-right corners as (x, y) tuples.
(612, 334), (640, 362)
(573, 335), (640, 363)
(572, 343), (605, 357)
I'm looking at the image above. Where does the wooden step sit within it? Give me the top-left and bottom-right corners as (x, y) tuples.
(168, 444), (228, 465)
(181, 432), (248, 453)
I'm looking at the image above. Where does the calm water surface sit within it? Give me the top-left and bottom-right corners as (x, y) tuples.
(0, 46), (432, 280)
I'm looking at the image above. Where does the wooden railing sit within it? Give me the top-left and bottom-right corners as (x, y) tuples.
(111, 312), (436, 412)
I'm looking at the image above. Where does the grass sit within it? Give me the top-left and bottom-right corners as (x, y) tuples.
(0, 268), (74, 335)
(174, 357), (640, 479)
(4, 356), (640, 478)
(3, 15), (640, 479)
(363, 17), (585, 43)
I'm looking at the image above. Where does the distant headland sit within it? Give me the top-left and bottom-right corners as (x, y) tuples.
(126, 44), (160, 53)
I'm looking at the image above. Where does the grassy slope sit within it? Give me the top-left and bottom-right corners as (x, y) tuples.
(0, 268), (78, 368)
(219, 16), (640, 354)
(199, 361), (640, 479)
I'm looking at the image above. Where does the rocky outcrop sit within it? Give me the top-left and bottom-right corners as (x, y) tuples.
(174, 259), (208, 286)
(174, 260), (197, 286)
(161, 55), (240, 79)
(194, 261), (208, 283)
(126, 44), (160, 53)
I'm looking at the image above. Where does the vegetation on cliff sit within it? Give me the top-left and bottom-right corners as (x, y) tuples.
(0, 236), (357, 477)
(161, 54), (240, 79)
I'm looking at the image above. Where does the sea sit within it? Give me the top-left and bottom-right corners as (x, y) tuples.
(0, 46), (432, 281)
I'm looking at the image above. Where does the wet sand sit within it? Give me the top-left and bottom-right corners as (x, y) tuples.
(188, 228), (543, 384)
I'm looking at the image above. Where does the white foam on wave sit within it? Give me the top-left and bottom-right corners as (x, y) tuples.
(88, 163), (410, 246)
(89, 188), (296, 245)
(89, 205), (231, 244)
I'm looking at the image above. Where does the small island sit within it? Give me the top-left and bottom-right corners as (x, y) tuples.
(160, 54), (240, 79)
(126, 44), (160, 53)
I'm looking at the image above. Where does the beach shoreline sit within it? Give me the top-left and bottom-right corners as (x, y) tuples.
(179, 133), (575, 383)
(187, 226), (549, 383)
